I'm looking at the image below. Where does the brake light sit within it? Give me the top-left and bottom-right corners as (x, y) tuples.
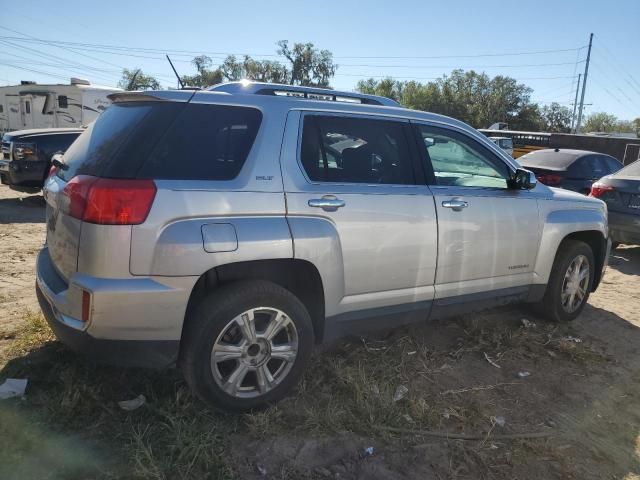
(590, 182), (615, 198)
(536, 173), (562, 186)
(63, 176), (156, 225)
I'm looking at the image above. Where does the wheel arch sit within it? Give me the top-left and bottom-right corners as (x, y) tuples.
(180, 259), (326, 354)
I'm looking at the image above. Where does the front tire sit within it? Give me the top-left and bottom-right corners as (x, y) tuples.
(181, 280), (314, 412)
(538, 240), (594, 322)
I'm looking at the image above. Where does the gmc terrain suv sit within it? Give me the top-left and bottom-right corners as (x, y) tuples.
(37, 82), (610, 411)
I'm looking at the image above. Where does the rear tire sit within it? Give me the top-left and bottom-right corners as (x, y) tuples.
(181, 280), (314, 412)
(537, 240), (594, 322)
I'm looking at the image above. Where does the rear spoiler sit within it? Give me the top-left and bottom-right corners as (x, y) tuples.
(107, 90), (197, 103)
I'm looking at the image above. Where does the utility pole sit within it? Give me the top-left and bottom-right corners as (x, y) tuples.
(570, 73), (581, 132)
(575, 33), (593, 133)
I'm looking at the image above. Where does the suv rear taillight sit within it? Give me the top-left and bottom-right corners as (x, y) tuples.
(63, 175), (156, 225)
(590, 182), (615, 198)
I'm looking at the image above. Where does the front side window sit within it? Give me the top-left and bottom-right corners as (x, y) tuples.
(300, 115), (415, 185)
(417, 125), (511, 189)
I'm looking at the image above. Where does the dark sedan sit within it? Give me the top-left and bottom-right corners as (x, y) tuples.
(0, 128), (82, 193)
(590, 160), (640, 247)
(518, 148), (623, 194)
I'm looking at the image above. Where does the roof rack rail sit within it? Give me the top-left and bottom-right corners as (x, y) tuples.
(207, 81), (399, 107)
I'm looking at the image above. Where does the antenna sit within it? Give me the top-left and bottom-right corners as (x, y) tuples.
(166, 54), (184, 89)
(126, 69), (140, 90)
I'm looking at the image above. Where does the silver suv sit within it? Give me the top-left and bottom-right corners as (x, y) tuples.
(36, 82), (610, 411)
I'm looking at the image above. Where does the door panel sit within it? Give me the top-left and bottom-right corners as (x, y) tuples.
(282, 111), (437, 317)
(432, 186), (540, 297)
(413, 122), (541, 299)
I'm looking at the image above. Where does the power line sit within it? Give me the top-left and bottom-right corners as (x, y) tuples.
(0, 34), (587, 60)
(593, 36), (640, 91)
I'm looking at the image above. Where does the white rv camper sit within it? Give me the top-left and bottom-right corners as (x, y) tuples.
(0, 78), (122, 134)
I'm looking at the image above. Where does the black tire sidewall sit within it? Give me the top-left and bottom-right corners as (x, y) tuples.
(182, 281), (314, 412)
(543, 241), (595, 322)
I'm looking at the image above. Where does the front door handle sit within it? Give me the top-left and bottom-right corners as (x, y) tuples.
(308, 196), (346, 211)
(442, 199), (468, 211)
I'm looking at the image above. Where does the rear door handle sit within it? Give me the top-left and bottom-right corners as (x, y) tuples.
(442, 199), (468, 211)
(308, 196), (346, 211)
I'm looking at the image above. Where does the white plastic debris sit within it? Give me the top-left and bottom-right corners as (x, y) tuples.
(363, 446), (374, 456)
(517, 371), (531, 379)
(0, 378), (27, 399)
(407, 351), (417, 356)
(118, 394), (146, 411)
(520, 318), (536, 329)
(393, 385), (409, 402)
(256, 463), (267, 476)
(494, 415), (506, 427)
(564, 336), (582, 343)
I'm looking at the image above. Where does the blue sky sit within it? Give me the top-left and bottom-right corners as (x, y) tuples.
(1, 0), (639, 121)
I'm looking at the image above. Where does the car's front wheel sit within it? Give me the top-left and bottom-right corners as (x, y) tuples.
(538, 239), (595, 322)
(181, 280), (314, 411)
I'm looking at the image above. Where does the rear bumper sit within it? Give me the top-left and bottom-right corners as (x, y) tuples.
(35, 247), (195, 368)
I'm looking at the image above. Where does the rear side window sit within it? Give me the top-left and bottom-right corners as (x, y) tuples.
(300, 115), (415, 185)
(138, 104), (262, 180)
(58, 96), (68, 109)
(603, 156), (623, 173)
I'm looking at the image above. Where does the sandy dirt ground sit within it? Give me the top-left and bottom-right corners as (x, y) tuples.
(1, 183), (640, 479)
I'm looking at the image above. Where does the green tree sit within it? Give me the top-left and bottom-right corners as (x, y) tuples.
(582, 112), (619, 133)
(181, 41), (337, 88)
(277, 40), (337, 87)
(356, 70), (542, 130)
(541, 102), (572, 132)
(117, 68), (161, 91)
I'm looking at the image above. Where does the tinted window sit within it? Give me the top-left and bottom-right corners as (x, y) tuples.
(0, 105), (3, 113)
(25, 101), (30, 114)
(603, 156), (623, 173)
(586, 155), (608, 179)
(417, 125), (510, 189)
(139, 104), (262, 180)
(58, 96), (68, 109)
(567, 158), (587, 176)
(300, 115), (415, 185)
(33, 134), (80, 161)
(58, 102), (185, 181)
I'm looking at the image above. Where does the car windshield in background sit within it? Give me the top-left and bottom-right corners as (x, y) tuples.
(499, 138), (513, 149)
(426, 136), (504, 179)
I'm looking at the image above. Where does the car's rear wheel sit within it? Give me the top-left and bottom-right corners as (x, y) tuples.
(181, 280), (314, 411)
(538, 240), (594, 322)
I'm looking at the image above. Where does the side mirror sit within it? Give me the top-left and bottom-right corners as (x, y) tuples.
(510, 168), (537, 190)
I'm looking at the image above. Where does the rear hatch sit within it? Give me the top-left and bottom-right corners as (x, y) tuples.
(43, 92), (192, 281)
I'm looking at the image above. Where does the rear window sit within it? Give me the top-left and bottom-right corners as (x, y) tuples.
(58, 102), (261, 182)
(518, 150), (580, 169)
(58, 102), (183, 181)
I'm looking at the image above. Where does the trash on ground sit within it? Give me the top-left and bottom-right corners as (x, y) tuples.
(363, 446), (374, 456)
(393, 385), (409, 402)
(0, 378), (27, 400)
(117, 394), (146, 411)
(255, 463), (267, 476)
(521, 318), (536, 328)
(493, 415), (506, 427)
(564, 336), (582, 343)
(483, 352), (501, 369)
(407, 350), (417, 356)
(517, 371), (531, 379)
